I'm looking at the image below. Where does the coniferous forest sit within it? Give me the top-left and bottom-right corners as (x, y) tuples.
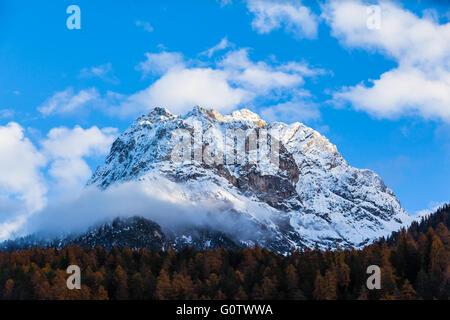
(0, 205), (448, 300)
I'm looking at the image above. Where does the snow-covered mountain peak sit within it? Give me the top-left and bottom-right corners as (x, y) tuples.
(89, 106), (412, 252)
(224, 108), (267, 127)
(270, 122), (338, 155)
(181, 106), (267, 127)
(130, 107), (176, 131)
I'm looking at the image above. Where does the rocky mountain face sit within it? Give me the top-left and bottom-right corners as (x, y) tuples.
(86, 106), (412, 252)
(66, 217), (167, 251)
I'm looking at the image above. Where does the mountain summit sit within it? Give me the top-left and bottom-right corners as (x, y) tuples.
(88, 106), (412, 252)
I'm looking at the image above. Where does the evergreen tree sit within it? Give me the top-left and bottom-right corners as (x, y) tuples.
(155, 269), (174, 300)
(129, 272), (144, 299)
(2, 279), (14, 300)
(112, 265), (129, 300)
(234, 286), (248, 300)
(313, 271), (327, 300)
(398, 280), (417, 300)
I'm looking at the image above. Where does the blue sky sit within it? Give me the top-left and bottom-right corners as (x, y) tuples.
(0, 0), (449, 238)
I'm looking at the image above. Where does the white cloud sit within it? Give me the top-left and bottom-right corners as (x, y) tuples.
(0, 124), (117, 240)
(260, 91), (320, 123)
(47, 158), (92, 191)
(42, 126), (117, 159)
(247, 0), (319, 39)
(136, 51), (185, 76)
(0, 215), (27, 242)
(335, 66), (450, 120)
(0, 123), (47, 212)
(41, 126), (117, 194)
(114, 48), (326, 117)
(27, 179), (261, 242)
(279, 61), (327, 77)
(79, 63), (119, 84)
(221, 49), (305, 92)
(200, 37), (233, 57)
(38, 87), (100, 116)
(117, 67), (249, 116)
(324, 0), (450, 122)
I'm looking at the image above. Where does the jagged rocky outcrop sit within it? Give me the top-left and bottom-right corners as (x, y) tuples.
(87, 106), (413, 252)
(68, 216), (166, 250)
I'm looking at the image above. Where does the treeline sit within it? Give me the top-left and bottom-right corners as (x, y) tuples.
(0, 209), (448, 300)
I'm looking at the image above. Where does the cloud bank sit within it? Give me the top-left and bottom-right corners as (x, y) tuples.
(26, 179), (262, 242)
(247, 0), (319, 39)
(0, 123), (117, 240)
(323, 0), (450, 122)
(112, 47), (326, 118)
(38, 87), (100, 116)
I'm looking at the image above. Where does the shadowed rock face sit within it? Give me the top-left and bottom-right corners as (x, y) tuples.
(69, 216), (167, 250)
(201, 133), (302, 211)
(87, 106), (413, 252)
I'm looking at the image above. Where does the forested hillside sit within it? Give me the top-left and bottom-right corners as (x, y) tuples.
(0, 206), (448, 300)
(385, 204), (450, 244)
